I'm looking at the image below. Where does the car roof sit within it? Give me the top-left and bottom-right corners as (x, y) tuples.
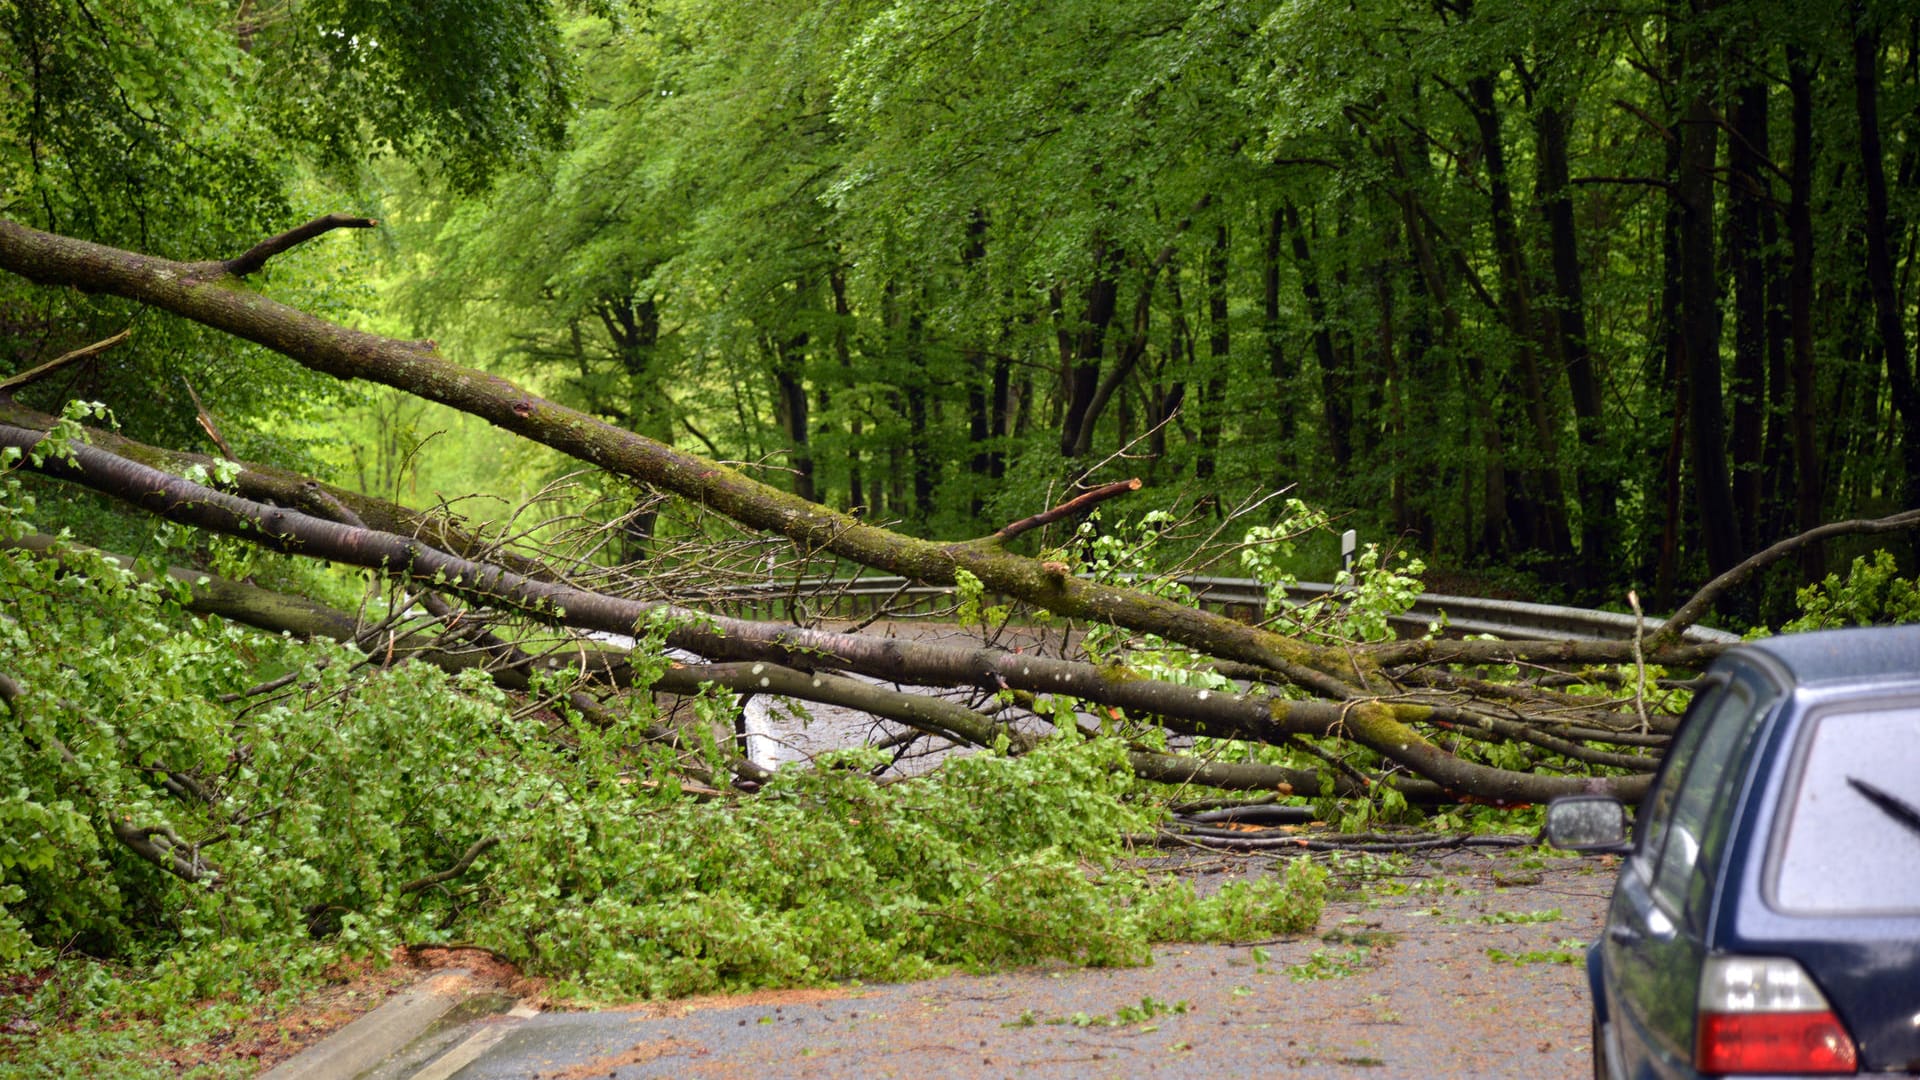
(1740, 624), (1920, 686)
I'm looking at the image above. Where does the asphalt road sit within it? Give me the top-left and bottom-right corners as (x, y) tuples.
(358, 849), (1612, 1080)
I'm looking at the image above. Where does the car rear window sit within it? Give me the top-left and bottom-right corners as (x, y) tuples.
(1772, 705), (1920, 915)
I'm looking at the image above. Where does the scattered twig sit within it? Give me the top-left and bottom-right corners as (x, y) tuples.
(1628, 589), (1649, 734)
(1176, 804), (1313, 827)
(841, 575), (913, 634)
(1137, 829), (1534, 854)
(0, 329), (130, 395)
(1168, 792), (1281, 815)
(217, 669), (305, 704)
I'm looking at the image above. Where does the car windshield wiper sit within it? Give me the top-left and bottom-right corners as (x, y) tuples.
(1847, 776), (1920, 841)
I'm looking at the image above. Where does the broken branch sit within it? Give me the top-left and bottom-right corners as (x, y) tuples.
(985, 477), (1144, 544)
(0, 328), (130, 395)
(180, 377), (236, 460)
(0, 218), (1362, 689)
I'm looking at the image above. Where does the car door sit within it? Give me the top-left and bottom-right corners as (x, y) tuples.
(1604, 668), (1773, 1079)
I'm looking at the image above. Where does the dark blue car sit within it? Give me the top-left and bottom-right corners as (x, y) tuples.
(1546, 625), (1920, 1078)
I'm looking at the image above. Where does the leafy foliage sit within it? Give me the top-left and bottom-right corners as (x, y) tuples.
(259, 0), (571, 193)
(1781, 552), (1920, 632)
(0, 454), (1332, 1070)
(1241, 499), (1430, 645)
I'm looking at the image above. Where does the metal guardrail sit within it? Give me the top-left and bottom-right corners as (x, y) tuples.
(698, 574), (1742, 647)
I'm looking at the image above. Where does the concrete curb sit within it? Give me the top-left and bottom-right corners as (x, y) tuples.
(404, 1003), (540, 1080)
(261, 969), (472, 1080)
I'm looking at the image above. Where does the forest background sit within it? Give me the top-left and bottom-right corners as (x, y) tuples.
(8, 0), (1920, 605)
(3, 0), (1920, 1075)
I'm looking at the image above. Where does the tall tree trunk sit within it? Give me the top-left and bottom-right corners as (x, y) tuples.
(906, 308), (934, 525)
(1760, 107), (1794, 544)
(885, 392), (906, 517)
(1851, 1), (1920, 510)
(1469, 74), (1568, 554)
(967, 355), (989, 518)
(1399, 201), (1438, 549)
(1373, 225), (1406, 531)
(881, 281), (908, 519)
(1073, 257), (1157, 458)
(989, 354), (1011, 482)
(1533, 102), (1609, 584)
(1393, 171), (1504, 557)
(1151, 291), (1180, 467)
(962, 212), (990, 518)
(597, 292), (664, 560)
(829, 265), (864, 512)
(1198, 224), (1230, 481)
(1727, 80), (1771, 552)
(1284, 203), (1351, 469)
(1331, 215), (1360, 465)
(1676, 48), (1740, 578)
(1263, 206), (1296, 481)
(1060, 239), (1119, 458)
(1648, 73), (1687, 599)
(1071, 198), (1211, 460)
(770, 331), (815, 504)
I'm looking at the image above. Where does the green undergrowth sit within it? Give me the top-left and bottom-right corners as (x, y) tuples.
(0, 452), (1326, 1075)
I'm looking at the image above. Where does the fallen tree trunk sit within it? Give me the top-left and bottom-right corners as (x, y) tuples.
(1, 428), (1657, 804)
(22, 214), (1851, 809)
(5, 531), (1388, 797)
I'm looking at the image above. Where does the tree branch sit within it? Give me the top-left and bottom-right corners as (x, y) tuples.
(0, 396), (555, 581)
(218, 213), (377, 278)
(3, 533), (1336, 793)
(398, 837), (498, 895)
(985, 478), (1141, 544)
(0, 328), (130, 395)
(1649, 509), (1920, 648)
(110, 820), (219, 883)
(1363, 635), (1721, 669)
(0, 423), (1330, 748)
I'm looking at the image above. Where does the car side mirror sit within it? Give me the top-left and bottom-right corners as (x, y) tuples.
(1544, 795), (1631, 853)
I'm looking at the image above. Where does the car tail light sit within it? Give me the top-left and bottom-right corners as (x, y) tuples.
(1696, 956), (1857, 1074)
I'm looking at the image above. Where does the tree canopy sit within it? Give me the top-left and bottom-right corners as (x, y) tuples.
(11, 0), (1920, 599)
